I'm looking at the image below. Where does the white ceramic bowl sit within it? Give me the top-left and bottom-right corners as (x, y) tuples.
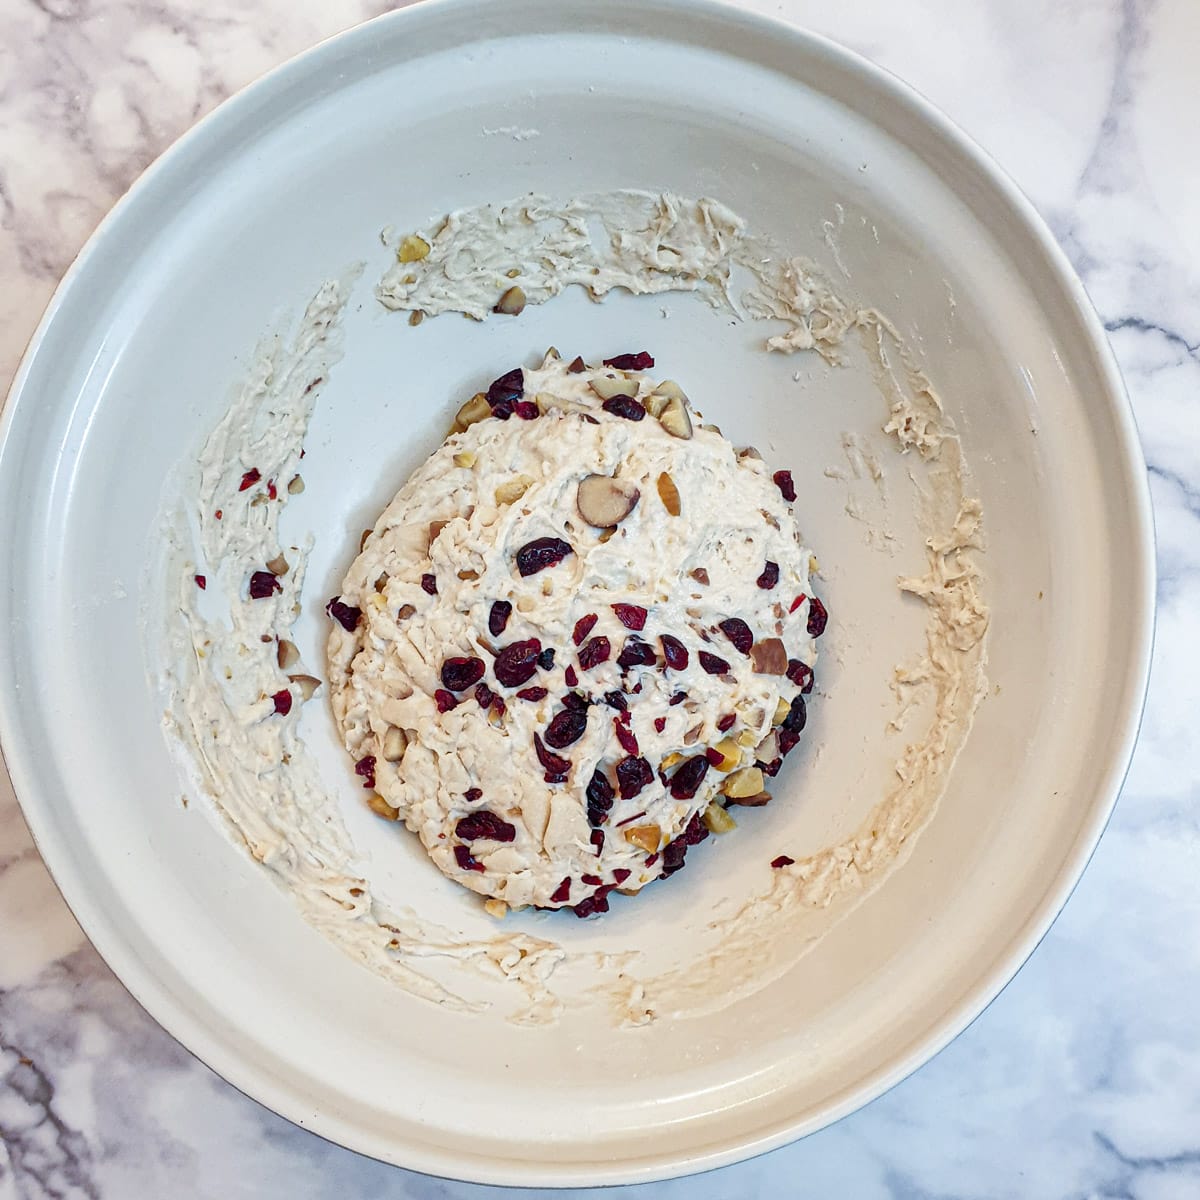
(0, 0), (1153, 1185)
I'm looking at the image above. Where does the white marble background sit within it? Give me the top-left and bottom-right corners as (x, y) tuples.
(1, 0), (1197, 1195)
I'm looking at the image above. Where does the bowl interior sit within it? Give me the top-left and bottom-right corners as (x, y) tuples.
(0, 0), (1151, 1184)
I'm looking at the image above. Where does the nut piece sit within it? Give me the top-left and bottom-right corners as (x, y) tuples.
(397, 234), (430, 263)
(397, 603), (416, 620)
(773, 696), (792, 726)
(589, 375), (635, 401)
(722, 766), (765, 799)
(657, 395), (693, 440)
(382, 725), (408, 762)
(728, 790), (772, 807)
(738, 446), (763, 461)
(287, 673), (321, 702)
(494, 475), (533, 505)
(577, 474), (641, 527)
(276, 639), (300, 670)
(755, 731), (780, 762)
(494, 285), (526, 315)
(710, 737), (742, 772)
(266, 552), (289, 577)
(657, 472), (681, 517)
(454, 392), (491, 431)
(367, 792), (400, 820)
(483, 897), (509, 919)
(751, 637), (788, 675)
(652, 379), (688, 402)
(429, 520), (448, 545)
(287, 474), (305, 495)
(702, 801), (738, 834)
(689, 567), (710, 586)
(625, 824), (661, 853)
(453, 450), (476, 468)
(408, 309), (424, 327)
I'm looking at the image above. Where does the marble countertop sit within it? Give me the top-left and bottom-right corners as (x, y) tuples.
(2, 0), (1197, 1195)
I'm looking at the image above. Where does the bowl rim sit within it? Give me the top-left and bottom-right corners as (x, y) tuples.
(0, 0), (1156, 1185)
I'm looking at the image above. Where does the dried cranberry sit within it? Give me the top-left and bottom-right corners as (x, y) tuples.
(517, 686), (549, 702)
(249, 571), (281, 600)
(759, 756), (783, 778)
(602, 352), (654, 370)
(612, 603), (647, 630)
(654, 717), (667, 733)
(757, 561), (780, 590)
(492, 695), (507, 718)
(790, 594), (807, 613)
(434, 689), (459, 713)
(807, 597), (828, 637)
(613, 868), (631, 884)
(494, 638), (542, 687)
(719, 618), (754, 655)
(573, 613), (598, 645)
(705, 747), (724, 766)
(581, 873), (602, 887)
(586, 768), (615, 826)
(533, 733), (571, 783)
(661, 814), (709, 878)
(603, 690), (628, 711)
(267, 479), (277, 500)
(617, 637), (656, 670)
(782, 694), (807, 733)
(326, 596), (362, 630)
(573, 890), (611, 918)
(516, 537), (573, 577)
(271, 689), (292, 716)
(645, 852), (659, 867)
(465, 787), (483, 802)
(590, 829), (606, 854)
(668, 691), (687, 706)
(537, 647), (556, 671)
(354, 755), (376, 789)
(698, 650), (730, 675)
(454, 844), (485, 873)
(421, 573), (438, 595)
(602, 394), (646, 421)
(565, 665), (579, 687)
(214, 509), (222, 520)
(616, 755), (653, 800)
(578, 636), (612, 670)
(669, 755), (710, 800)
(238, 467), (261, 491)
(615, 720), (640, 756)
(194, 574), (206, 590)
(778, 728), (800, 757)
(771, 855), (795, 869)
(787, 659), (814, 692)
(488, 600), (512, 636)
(513, 400), (539, 420)
(562, 691), (590, 712)
(550, 877), (572, 904)
(487, 367), (524, 418)
(545, 708), (588, 749)
(773, 470), (796, 502)
(475, 682), (495, 708)
(660, 635), (688, 671)
(456, 811), (516, 842)
(441, 656), (485, 692)
(717, 712), (736, 732)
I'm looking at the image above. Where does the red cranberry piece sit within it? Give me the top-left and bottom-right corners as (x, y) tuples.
(807, 597), (828, 637)
(565, 665), (579, 687)
(587, 769), (614, 827)
(354, 755), (376, 789)
(545, 708), (588, 749)
(249, 571), (281, 600)
(487, 368), (524, 418)
(717, 712), (736, 732)
(573, 890), (611, 918)
(778, 728), (801, 756)
(719, 618), (754, 655)
(668, 691), (687, 706)
(517, 686), (549, 701)
(698, 650), (730, 675)
(488, 600), (512, 636)
(434, 689), (459, 713)
(562, 691), (590, 712)
(271, 689), (292, 716)
(602, 352), (654, 370)
(661, 814), (709, 878)
(550, 877), (572, 903)
(705, 747), (723, 766)
(654, 717), (667, 733)
(615, 720), (640, 756)
(757, 561), (780, 590)
(759, 756), (784, 778)
(194, 574), (206, 590)
(533, 733), (571, 783)
(326, 596), (362, 631)
(573, 613), (598, 645)
(771, 855), (795, 869)
(454, 844), (485, 873)
(603, 690), (627, 711)
(612, 603), (647, 631)
(789, 594), (806, 613)
(516, 537), (573, 577)
(660, 635), (689, 671)
(494, 638), (542, 687)
(578, 636), (612, 670)
(602, 395), (646, 421)
(465, 787), (483, 802)
(773, 470), (796, 502)
(421, 573), (438, 595)
(456, 811), (516, 842)
(782, 695), (807, 733)
(669, 755), (710, 800)
(613, 868), (631, 884)
(267, 479), (277, 501)
(581, 873), (602, 887)
(214, 509), (222, 520)
(513, 401), (538, 420)
(645, 852), (659, 867)
(786, 659), (814, 692)
(537, 647), (556, 671)
(238, 467), (261, 491)
(492, 695), (507, 717)
(441, 656), (486, 692)
(616, 755), (653, 800)
(590, 828), (605, 854)
(475, 682), (495, 708)
(617, 637), (656, 670)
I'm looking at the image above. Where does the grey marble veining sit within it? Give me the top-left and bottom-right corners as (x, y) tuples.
(2, 0), (1198, 1196)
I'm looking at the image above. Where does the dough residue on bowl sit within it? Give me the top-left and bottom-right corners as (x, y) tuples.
(155, 191), (988, 1026)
